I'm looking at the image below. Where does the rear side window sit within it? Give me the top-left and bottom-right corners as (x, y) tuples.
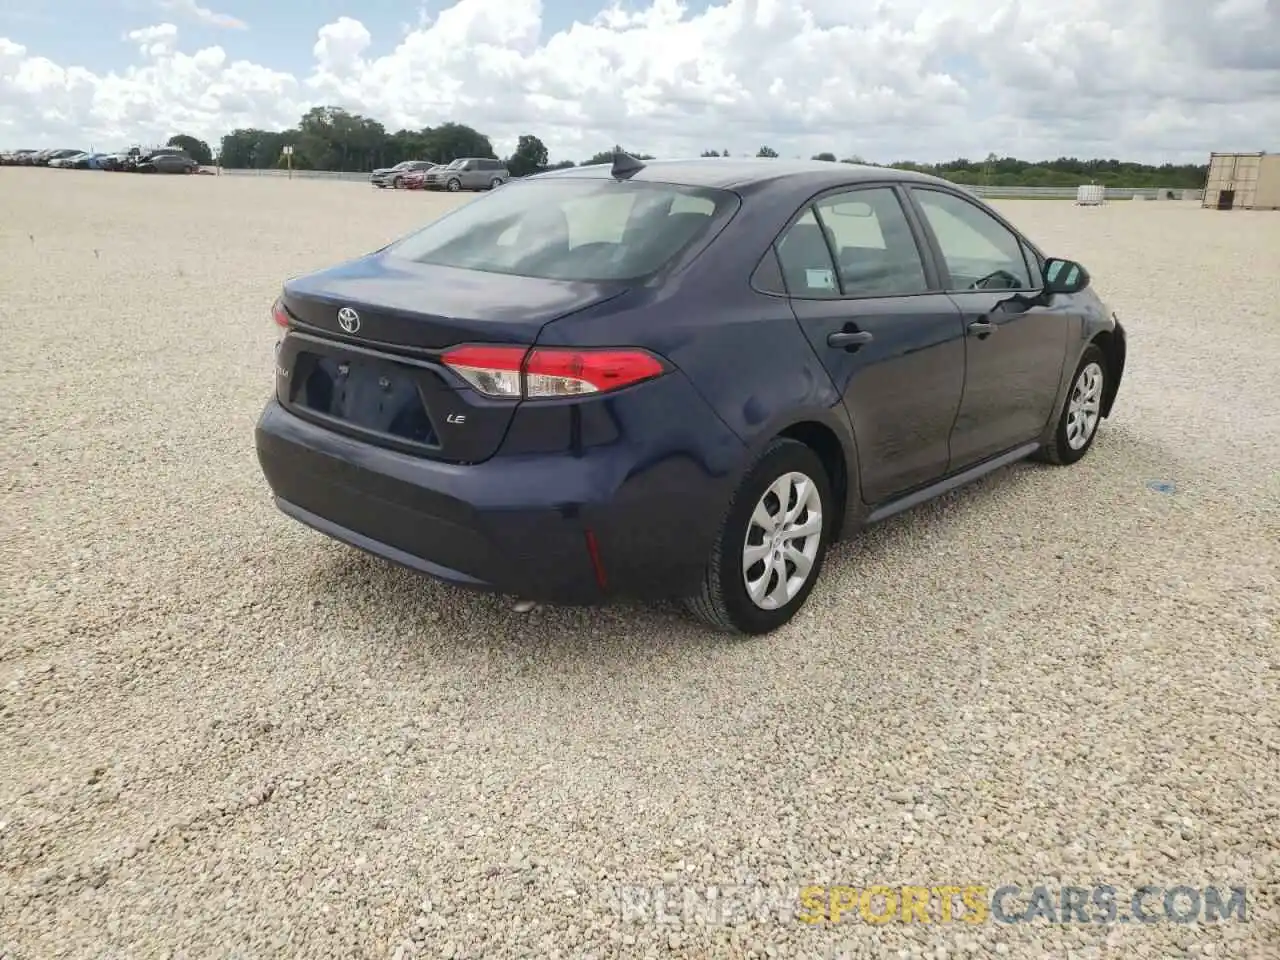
(387, 179), (738, 282)
(775, 210), (840, 298)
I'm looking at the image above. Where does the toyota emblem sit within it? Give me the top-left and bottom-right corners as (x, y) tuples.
(337, 307), (360, 334)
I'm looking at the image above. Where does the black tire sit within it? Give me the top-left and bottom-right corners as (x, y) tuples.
(391, 176), (402, 189)
(490, 178), (503, 189)
(446, 178), (461, 192)
(1036, 344), (1107, 465)
(684, 438), (834, 635)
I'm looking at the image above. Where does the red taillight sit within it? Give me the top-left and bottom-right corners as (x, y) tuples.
(441, 345), (525, 398)
(441, 345), (666, 399)
(272, 298), (290, 329)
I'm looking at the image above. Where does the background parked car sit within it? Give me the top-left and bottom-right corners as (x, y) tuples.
(0, 149), (39, 165)
(370, 160), (435, 189)
(401, 164), (445, 190)
(135, 150), (198, 174)
(35, 149), (83, 166)
(422, 157), (509, 192)
(51, 152), (106, 169)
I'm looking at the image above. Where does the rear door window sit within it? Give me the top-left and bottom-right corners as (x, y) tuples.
(812, 188), (930, 296)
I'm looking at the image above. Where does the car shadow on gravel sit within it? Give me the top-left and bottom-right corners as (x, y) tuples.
(295, 433), (1143, 656)
(294, 425), (1197, 679)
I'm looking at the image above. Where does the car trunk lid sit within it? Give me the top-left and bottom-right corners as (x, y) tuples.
(276, 254), (628, 463)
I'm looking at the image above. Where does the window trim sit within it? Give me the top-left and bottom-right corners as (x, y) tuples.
(754, 181), (945, 302)
(903, 186), (1046, 294)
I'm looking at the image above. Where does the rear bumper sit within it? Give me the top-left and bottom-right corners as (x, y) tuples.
(254, 390), (745, 604)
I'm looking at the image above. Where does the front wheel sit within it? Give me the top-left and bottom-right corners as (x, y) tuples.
(684, 438), (833, 635)
(1036, 344), (1107, 465)
(391, 176), (402, 189)
(490, 178), (503, 189)
(446, 178), (461, 192)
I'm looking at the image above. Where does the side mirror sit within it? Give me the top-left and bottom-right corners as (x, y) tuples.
(1042, 257), (1090, 294)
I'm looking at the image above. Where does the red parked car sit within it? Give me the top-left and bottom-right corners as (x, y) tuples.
(401, 165), (444, 190)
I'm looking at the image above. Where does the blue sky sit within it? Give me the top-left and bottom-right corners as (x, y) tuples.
(1, 0), (1274, 164)
(2, 0), (716, 73)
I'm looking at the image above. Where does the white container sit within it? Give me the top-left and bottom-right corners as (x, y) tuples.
(1076, 184), (1106, 205)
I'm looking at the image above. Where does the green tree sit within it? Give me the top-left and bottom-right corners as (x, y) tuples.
(506, 134), (549, 177)
(218, 128), (292, 168)
(583, 146), (655, 165)
(215, 109), (1210, 188)
(421, 122), (497, 164)
(167, 134), (212, 165)
(293, 105), (387, 171)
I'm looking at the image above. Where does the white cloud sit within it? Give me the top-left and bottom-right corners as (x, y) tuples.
(2, 0), (1278, 162)
(125, 23), (179, 58)
(155, 0), (247, 31)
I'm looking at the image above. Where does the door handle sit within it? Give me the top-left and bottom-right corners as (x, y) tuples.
(968, 320), (998, 337)
(828, 329), (874, 349)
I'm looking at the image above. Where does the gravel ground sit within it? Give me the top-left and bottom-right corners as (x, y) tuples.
(1, 171), (1277, 960)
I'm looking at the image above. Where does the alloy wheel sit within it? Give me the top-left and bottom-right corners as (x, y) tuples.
(1065, 362), (1104, 450)
(742, 472), (823, 610)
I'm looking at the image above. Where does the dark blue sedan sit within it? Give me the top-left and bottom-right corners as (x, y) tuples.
(255, 155), (1126, 635)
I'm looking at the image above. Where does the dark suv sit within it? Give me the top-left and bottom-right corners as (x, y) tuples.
(135, 150), (198, 174)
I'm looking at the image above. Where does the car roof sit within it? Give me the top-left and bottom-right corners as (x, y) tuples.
(529, 157), (955, 192)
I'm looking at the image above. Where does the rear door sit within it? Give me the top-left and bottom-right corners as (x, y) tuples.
(904, 187), (1073, 467)
(463, 160), (485, 189)
(771, 184), (967, 505)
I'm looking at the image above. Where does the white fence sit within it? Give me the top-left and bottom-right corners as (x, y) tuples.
(210, 166), (1203, 201)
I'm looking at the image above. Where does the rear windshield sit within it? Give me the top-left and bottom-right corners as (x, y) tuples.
(385, 178), (738, 282)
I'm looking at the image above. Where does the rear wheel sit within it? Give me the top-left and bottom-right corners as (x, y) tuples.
(1036, 344), (1107, 465)
(684, 438), (833, 635)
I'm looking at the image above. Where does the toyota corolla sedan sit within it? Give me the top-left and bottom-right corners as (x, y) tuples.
(255, 155), (1126, 635)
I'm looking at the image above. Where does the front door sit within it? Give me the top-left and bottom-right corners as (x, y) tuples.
(774, 185), (967, 505)
(905, 187), (1073, 468)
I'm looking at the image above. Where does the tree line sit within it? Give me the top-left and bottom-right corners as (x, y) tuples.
(172, 105), (1209, 188)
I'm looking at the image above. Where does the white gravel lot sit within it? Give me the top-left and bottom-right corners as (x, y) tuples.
(1, 170), (1277, 960)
